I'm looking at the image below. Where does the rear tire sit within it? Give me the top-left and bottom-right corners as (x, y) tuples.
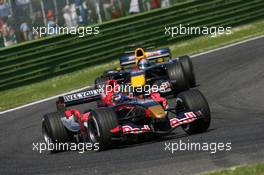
(178, 55), (196, 87)
(42, 112), (74, 152)
(176, 89), (211, 134)
(88, 108), (119, 151)
(56, 96), (66, 113)
(167, 62), (189, 93)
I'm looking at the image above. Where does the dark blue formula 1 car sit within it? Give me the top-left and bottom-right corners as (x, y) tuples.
(95, 47), (196, 96)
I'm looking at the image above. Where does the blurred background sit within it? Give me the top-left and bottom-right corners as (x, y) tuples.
(0, 0), (189, 47)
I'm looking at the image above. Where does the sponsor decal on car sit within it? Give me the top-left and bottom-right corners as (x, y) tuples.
(64, 89), (102, 102)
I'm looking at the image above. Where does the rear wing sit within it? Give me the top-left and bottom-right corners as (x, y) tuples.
(56, 88), (103, 108)
(120, 48), (171, 67)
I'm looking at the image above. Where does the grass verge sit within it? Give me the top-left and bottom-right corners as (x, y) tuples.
(200, 163), (264, 175)
(1, 19), (264, 111)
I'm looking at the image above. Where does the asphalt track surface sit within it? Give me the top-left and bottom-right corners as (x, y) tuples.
(1, 37), (264, 175)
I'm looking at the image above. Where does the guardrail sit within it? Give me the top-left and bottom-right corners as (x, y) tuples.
(0, 0), (264, 91)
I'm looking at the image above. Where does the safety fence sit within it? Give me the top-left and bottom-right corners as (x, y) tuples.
(0, 0), (264, 90)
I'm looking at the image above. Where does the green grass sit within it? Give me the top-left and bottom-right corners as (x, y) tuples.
(169, 21), (264, 56)
(200, 163), (264, 175)
(1, 19), (264, 111)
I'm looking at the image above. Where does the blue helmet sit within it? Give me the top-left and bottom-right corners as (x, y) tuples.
(138, 59), (149, 69)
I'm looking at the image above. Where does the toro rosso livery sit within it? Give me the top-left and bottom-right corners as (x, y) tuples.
(42, 79), (211, 152)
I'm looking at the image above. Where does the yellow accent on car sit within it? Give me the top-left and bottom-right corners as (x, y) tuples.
(135, 48), (146, 64)
(156, 57), (165, 63)
(131, 74), (146, 88)
(115, 66), (122, 71)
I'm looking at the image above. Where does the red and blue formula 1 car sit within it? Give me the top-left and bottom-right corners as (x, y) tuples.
(42, 80), (210, 152)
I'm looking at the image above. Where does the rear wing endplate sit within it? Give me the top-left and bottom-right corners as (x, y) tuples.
(56, 88), (103, 108)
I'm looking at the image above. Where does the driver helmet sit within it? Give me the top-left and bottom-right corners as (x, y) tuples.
(138, 59), (149, 69)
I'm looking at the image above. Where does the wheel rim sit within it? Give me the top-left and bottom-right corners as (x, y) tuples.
(175, 97), (191, 131)
(88, 115), (100, 143)
(42, 120), (52, 144)
(181, 123), (190, 131)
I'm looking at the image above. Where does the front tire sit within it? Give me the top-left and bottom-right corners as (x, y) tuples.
(42, 112), (74, 152)
(88, 108), (119, 151)
(176, 89), (211, 134)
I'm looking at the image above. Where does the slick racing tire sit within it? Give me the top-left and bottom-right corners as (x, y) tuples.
(176, 89), (211, 134)
(167, 62), (189, 93)
(42, 112), (74, 153)
(88, 108), (119, 151)
(178, 55), (196, 87)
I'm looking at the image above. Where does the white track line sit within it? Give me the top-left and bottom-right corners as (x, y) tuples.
(0, 86), (90, 115)
(0, 35), (263, 115)
(191, 35), (264, 58)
